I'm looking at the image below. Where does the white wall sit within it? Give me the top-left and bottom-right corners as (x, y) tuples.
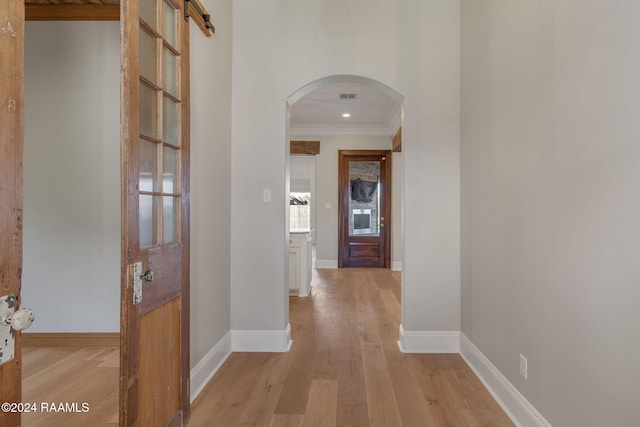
(23, 22), (120, 332)
(293, 135), (394, 267)
(396, 1), (460, 333)
(21, 9), (234, 367)
(391, 150), (403, 270)
(461, 1), (640, 425)
(231, 1), (460, 335)
(189, 0), (233, 367)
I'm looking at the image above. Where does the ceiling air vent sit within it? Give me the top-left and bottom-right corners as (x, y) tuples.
(339, 93), (357, 100)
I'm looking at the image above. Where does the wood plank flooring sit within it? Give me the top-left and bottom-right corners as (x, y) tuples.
(19, 268), (513, 426)
(190, 268), (514, 427)
(21, 345), (119, 426)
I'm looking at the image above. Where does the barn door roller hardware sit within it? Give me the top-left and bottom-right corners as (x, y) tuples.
(185, 0), (215, 37)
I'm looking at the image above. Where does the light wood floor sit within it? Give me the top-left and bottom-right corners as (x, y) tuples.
(20, 268), (513, 426)
(190, 268), (514, 427)
(22, 345), (119, 426)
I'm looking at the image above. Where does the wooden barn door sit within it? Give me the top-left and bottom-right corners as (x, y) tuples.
(0, 1), (24, 426)
(120, 0), (191, 425)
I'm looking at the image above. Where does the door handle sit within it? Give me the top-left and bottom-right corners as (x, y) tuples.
(0, 294), (35, 365)
(139, 270), (154, 283)
(2, 307), (35, 331)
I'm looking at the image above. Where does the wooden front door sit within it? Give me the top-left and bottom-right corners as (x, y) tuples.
(338, 150), (391, 268)
(120, 0), (191, 425)
(0, 1), (24, 426)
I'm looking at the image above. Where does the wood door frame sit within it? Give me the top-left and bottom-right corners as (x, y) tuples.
(338, 150), (392, 269)
(179, 16), (192, 424)
(0, 1), (25, 425)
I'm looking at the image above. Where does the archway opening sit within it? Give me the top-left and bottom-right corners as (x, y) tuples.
(284, 74), (405, 343)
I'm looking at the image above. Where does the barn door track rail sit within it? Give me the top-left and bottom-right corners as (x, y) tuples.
(184, 0), (214, 37)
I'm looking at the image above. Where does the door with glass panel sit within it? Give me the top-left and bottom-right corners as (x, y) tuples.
(338, 150), (391, 268)
(120, 0), (190, 425)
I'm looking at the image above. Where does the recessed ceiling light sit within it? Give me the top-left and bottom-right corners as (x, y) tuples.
(342, 113), (351, 118)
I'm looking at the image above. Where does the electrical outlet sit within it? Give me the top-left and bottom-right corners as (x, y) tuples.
(520, 354), (528, 380)
(263, 189), (272, 203)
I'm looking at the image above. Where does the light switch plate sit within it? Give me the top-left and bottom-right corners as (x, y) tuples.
(520, 354), (528, 380)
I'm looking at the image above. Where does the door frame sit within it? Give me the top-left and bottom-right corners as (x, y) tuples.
(338, 150), (392, 269)
(0, 1), (25, 425)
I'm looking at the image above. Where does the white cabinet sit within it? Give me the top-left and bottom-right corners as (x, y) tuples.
(289, 248), (298, 295)
(289, 230), (311, 296)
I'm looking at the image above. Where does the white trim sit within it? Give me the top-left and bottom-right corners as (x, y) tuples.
(460, 334), (552, 427)
(190, 332), (232, 403)
(315, 259), (338, 269)
(298, 286), (310, 297)
(389, 102), (403, 136)
(397, 324), (460, 353)
(231, 324), (292, 352)
(287, 74), (404, 106)
(290, 124), (395, 137)
(391, 261), (402, 271)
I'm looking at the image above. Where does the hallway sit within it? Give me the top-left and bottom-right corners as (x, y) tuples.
(190, 268), (513, 426)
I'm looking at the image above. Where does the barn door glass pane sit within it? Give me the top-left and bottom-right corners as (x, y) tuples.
(163, 146), (177, 193)
(140, 195), (157, 248)
(140, 139), (158, 192)
(140, 28), (158, 83)
(163, 0), (177, 48)
(349, 161), (380, 237)
(140, 83), (158, 138)
(163, 196), (177, 244)
(163, 48), (177, 97)
(138, 0), (182, 249)
(163, 97), (179, 146)
(139, 0), (157, 30)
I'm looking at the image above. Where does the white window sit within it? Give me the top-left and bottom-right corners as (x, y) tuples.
(290, 192), (311, 230)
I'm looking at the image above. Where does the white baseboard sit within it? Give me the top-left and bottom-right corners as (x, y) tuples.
(397, 324), (460, 353)
(231, 323), (292, 352)
(315, 259), (338, 269)
(298, 286), (310, 297)
(460, 333), (552, 427)
(190, 331), (232, 403)
(391, 261), (402, 271)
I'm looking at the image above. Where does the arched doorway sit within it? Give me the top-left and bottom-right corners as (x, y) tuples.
(285, 74), (405, 341)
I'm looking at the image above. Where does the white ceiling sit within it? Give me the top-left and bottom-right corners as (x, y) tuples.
(289, 82), (402, 136)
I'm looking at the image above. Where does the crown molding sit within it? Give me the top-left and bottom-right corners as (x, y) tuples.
(289, 124), (396, 137)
